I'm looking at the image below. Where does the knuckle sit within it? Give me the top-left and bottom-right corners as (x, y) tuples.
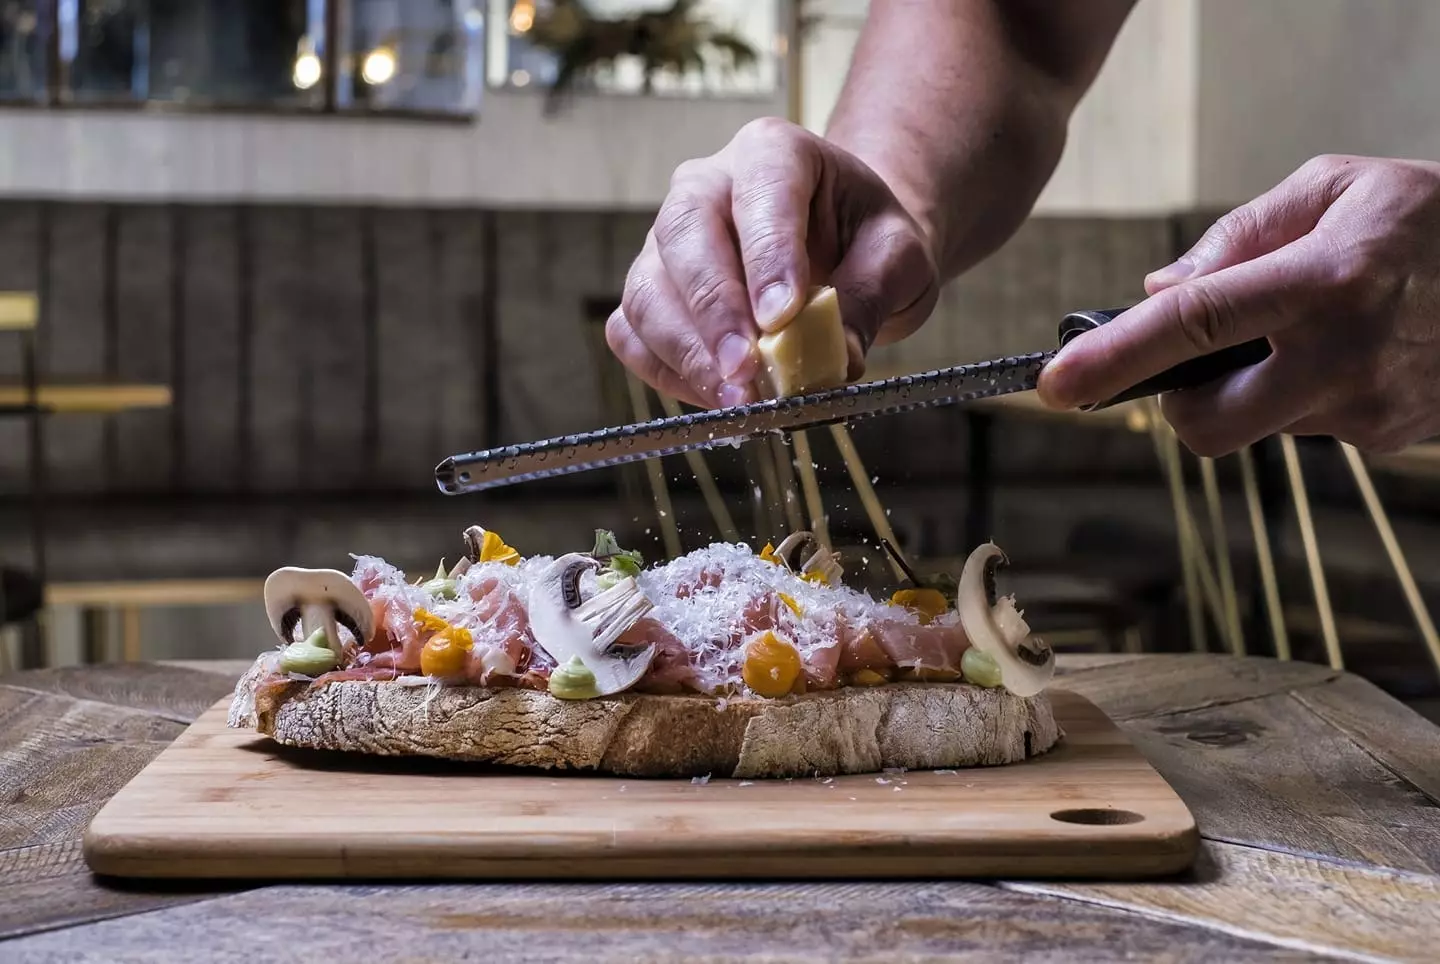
(1170, 282), (1237, 353)
(603, 310), (629, 354)
(686, 269), (741, 320)
(738, 115), (795, 143)
(1302, 153), (1347, 179)
(1207, 206), (1258, 251)
(676, 336), (717, 386)
(653, 193), (709, 248)
(621, 273), (663, 329)
(740, 227), (796, 275)
(669, 158), (709, 189)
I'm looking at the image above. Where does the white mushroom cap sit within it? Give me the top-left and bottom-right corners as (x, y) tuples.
(263, 567), (375, 657)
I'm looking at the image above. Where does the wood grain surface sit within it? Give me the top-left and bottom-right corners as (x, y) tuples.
(1, 655), (1436, 962)
(82, 690), (1196, 881)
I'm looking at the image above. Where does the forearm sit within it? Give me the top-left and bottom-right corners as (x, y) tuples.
(825, 0), (1135, 281)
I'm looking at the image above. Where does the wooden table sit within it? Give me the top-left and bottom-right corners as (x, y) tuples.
(1, 655), (1437, 961)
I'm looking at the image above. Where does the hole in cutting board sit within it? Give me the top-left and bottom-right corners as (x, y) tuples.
(1049, 808), (1145, 826)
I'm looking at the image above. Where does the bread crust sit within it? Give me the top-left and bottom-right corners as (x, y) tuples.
(228, 658), (1062, 778)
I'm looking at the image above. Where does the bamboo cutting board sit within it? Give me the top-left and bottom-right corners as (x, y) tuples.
(84, 689), (1197, 881)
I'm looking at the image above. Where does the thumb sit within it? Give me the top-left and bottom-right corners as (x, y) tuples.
(1146, 155), (1357, 294)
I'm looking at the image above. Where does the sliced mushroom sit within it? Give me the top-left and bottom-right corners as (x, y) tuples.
(263, 567), (375, 659)
(772, 531), (844, 585)
(955, 543), (1055, 697)
(527, 553), (657, 696)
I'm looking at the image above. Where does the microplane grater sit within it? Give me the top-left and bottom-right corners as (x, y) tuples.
(435, 308), (1271, 495)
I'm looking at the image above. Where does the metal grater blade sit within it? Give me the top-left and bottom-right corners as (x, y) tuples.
(435, 351), (1052, 494)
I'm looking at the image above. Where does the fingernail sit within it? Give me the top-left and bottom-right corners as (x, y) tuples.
(1146, 258), (1195, 288)
(717, 333), (754, 381)
(718, 382), (750, 408)
(755, 283), (795, 331)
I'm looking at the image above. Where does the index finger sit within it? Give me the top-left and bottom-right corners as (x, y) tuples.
(1038, 238), (1332, 410)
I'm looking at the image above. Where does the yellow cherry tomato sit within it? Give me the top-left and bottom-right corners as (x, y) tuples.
(890, 587), (949, 625)
(742, 630), (803, 698)
(419, 624), (474, 678)
(413, 608), (449, 634)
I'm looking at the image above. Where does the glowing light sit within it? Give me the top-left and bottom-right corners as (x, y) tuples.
(292, 51), (322, 90)
(361, 46), (398, 86)
(510, 1), (535, 33)
(511, 69), (532, 87)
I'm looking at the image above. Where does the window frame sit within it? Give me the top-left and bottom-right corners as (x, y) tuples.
(0, 0), (796, 121)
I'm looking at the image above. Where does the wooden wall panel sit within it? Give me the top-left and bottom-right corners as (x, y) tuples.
(301, 208), (367, 492)
(246, 207), (304, 492)
(42, 204), (107, 495)
(179, 206), (243, 493)
(432, 209), (490, 461)
(372, 207), (442, 491)
(112, 206), (174, 491)
(0, 202), (39, 495)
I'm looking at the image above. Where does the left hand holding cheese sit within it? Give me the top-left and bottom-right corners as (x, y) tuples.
(606, 118), (939, 410)
(1039, 154), (1440, 456)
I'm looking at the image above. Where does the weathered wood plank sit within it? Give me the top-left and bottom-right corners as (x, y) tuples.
(178, 205), (243, 493)
(300, 208), (366, 492)
(0, 664), (237, 724)
(247, 207), (304, 492)
(39, 203), (107, 495)
(1008, 838), (1440, 964)
(0, 840), (212, 941)
(0, 686), (181, 851)
(0, 878), (1325, 962)
(1118, 691), (1440, 874)
(1055, 655), (1340, 720)
(112, 205), (174, 491)
(1293, 674), (1440, 807)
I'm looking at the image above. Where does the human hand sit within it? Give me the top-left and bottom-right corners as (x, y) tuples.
(606, 117), (939, 409)
(1037, 154), (1440, 455)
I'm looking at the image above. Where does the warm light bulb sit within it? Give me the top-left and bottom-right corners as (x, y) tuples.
(511, 69), (531, 87)
(292, 51), (322, 90)
(361, 47), (398, 86)
(510, 1), (535, 33)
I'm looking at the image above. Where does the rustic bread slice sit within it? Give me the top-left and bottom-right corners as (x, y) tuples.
(230, 664), (1061, 779)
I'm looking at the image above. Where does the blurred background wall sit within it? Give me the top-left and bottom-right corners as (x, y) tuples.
(0, 1), (1436, 718)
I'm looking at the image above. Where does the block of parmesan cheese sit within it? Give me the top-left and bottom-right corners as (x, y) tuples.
(752, 286), (849, 399)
